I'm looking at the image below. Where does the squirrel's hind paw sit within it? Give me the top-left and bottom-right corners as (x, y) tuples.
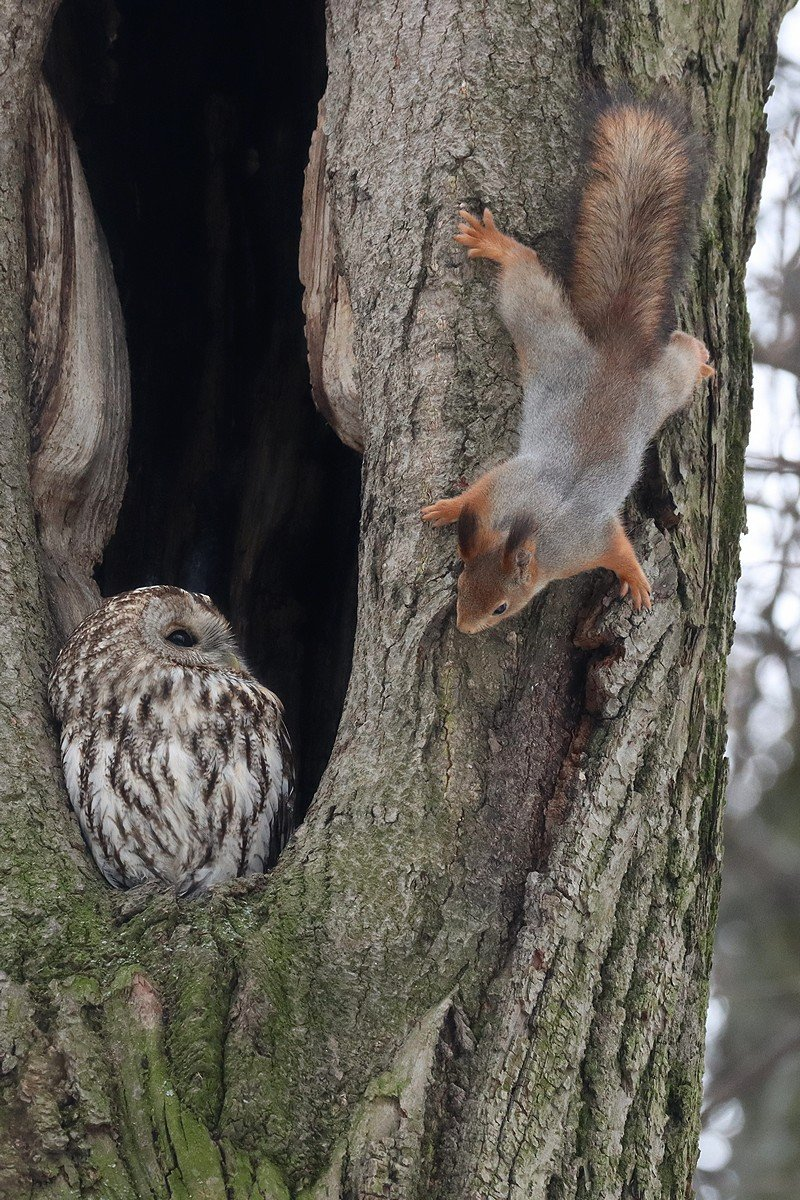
(670, 331), (716, 382)
(455, 208), (518, 264)
(421, 498), (462, 527)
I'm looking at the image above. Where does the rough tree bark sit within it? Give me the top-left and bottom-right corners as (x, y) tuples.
(0, 1), (787, 1199)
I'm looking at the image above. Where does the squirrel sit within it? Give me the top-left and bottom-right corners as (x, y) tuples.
(421, 98), (714, 634)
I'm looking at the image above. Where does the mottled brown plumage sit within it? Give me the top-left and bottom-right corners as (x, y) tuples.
(48, 586), (294, 895)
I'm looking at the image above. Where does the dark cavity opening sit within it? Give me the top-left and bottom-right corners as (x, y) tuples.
(45, 0), (361, 818)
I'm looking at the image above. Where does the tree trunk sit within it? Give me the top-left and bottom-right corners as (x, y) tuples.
(0, 1), (786, 1198)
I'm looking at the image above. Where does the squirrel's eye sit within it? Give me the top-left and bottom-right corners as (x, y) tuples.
(166, 628), (198, 648)
(493, 602), (508, 616)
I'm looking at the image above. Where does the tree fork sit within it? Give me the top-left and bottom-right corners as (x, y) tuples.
(0, 0), (788, 1197)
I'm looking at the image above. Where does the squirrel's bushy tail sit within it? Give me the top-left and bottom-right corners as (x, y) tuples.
(568, 97), (704, 358)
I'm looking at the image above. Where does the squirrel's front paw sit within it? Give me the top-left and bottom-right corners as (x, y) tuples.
(617, 565), (652, 612)
(421, 498), (462, 527)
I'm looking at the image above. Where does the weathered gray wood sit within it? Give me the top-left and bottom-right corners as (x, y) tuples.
(26, 77), (131, 643)
(299, 99), (363, 453)
(0, 0), (788, 1197)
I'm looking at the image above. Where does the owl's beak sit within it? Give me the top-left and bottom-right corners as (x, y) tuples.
(224, 652), (242, 673)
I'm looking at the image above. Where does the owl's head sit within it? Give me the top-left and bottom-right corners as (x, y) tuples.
(49, 587), (252, 724)
(133, 586), (248, 673)
(49, 585), (285, 737)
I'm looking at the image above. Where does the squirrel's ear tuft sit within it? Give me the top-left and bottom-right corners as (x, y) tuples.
(503, 513), (537, 572)
(457, 506), (481, 561)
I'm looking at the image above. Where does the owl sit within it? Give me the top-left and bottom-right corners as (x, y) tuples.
(48, 585), (294, 896)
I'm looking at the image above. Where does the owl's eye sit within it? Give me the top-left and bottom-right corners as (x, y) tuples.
(166, 628), (198, 648)
(493, 602), (508, 616)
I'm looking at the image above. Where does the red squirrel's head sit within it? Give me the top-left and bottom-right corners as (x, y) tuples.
(455, 508), (538, 633)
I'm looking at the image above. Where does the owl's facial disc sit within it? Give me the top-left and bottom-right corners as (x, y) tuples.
(140, 589), (246, 674)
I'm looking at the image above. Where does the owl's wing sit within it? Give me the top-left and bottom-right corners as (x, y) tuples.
(61, 720), (144, 889)
(176, 688), (294, 894)
(266, 715), (296, 868)
(247, 682), (296, 868)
